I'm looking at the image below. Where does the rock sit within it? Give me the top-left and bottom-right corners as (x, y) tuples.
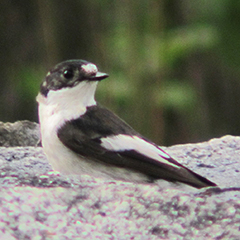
(0, 121), (40, 147)
(0, 121), (240, 239)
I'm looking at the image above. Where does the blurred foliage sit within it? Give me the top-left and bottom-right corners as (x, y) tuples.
(1, 0), (240, 145)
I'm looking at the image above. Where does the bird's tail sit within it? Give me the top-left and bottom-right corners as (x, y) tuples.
(158, 160), (217, 189)
(179, 167), (217, 189)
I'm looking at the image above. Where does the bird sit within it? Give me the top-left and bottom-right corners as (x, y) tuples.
(36, 59), (217, 189)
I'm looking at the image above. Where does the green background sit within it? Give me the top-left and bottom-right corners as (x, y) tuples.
(1, 0), (240, 145)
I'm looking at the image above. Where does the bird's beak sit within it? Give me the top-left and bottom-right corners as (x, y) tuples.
(88, 71), (109, 81)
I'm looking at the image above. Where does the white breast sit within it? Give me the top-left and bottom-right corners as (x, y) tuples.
(36, 81), (98, 173)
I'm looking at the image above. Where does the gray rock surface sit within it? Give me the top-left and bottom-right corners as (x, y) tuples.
(0, 121), (240, 239)
(0, 121), (39, 147)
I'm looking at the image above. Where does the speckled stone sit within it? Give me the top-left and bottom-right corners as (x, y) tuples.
(0, 122), (240, 239)
(0, 121), (39, 147)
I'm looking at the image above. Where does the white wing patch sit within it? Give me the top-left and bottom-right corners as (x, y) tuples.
(100, 134), (180, 168)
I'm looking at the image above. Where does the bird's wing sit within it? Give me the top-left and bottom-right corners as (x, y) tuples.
(57, 105), (216, 188)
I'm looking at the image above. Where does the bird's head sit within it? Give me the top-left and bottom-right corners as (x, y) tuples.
(40, 60), (109, 97)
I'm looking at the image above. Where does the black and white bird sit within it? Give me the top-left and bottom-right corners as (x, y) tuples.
(36, 59), (216, 189)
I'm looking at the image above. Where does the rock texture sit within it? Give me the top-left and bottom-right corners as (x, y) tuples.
(0, 121), (39, 147)
(0, 121), (240, 239)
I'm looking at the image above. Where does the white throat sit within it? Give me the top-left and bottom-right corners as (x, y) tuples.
(37, 81), (98, 125)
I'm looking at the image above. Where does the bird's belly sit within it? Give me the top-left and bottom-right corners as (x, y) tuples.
(42, 131), (150, 182)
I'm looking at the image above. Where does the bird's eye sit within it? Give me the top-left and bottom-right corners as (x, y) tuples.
(63, 69), (74, 79)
